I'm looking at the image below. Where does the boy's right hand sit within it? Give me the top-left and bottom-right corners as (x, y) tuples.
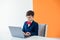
(23, 32), (31, 37)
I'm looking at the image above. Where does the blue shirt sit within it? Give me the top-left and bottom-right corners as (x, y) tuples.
(22, 21), (38, 36)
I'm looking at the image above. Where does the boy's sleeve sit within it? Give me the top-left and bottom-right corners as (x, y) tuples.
(22, 22), (26, 32)
(31, 23), (38, 35)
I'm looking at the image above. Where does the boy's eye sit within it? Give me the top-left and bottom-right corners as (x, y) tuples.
(27, 17), (30, 18)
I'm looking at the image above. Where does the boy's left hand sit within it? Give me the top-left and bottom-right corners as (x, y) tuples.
(25, 32), (31, 36)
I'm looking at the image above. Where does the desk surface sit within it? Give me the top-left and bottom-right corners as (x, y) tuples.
(0, 35), (60, 40)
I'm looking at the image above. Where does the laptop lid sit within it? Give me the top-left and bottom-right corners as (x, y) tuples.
(9, 26), (24, 38)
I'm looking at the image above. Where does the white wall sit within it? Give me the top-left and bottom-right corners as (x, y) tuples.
(0, 0), (32, 39)
(8, 0), (33, 27)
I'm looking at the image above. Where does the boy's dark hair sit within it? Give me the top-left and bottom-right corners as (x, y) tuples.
(26, 10), (34, 16)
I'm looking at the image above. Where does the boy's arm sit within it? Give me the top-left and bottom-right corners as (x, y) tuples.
(31, 23), (38, 35)
(22, 22), (26, 32)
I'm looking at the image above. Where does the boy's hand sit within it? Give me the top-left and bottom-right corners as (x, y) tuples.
(23, 32), (31, 37)
(26, 32), (31, 36)
(26, 32), (31, 35)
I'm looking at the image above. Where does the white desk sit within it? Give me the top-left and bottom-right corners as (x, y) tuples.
(0, 34), (60, 40)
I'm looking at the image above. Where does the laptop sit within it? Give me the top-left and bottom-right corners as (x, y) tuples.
(9, 26), (25, 38)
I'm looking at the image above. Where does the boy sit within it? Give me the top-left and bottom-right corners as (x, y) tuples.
(22, 10), (38, 37)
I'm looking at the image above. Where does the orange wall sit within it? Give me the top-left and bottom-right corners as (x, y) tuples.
(33, 0), (60, 38)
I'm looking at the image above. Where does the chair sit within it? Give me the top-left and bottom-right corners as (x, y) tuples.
(38, 24), (48, 37)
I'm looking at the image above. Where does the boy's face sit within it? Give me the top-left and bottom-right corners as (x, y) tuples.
(26, 15), (34, 21)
